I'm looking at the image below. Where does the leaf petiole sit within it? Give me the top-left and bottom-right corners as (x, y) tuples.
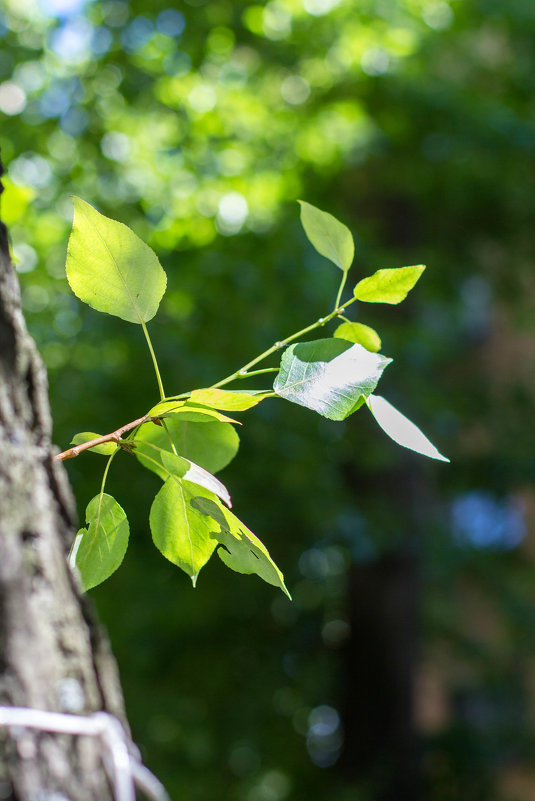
(68, 447), (119, 564)
(333, 270), (348, 312)
(141, 319), (166, 401)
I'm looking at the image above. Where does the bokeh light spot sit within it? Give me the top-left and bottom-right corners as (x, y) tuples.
(281, 75), (310, 105)
(217, 192), (248, 235)
(0, 81), (27, 115)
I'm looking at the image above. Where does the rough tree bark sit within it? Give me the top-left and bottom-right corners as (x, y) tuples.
(0, 160), (127, 799)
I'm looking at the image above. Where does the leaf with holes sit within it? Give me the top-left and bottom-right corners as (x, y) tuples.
(188, 495), (290, 597)
(66, 197), (167, 324)
(274, 338), (391, 421)
(73, 493), (129, 590)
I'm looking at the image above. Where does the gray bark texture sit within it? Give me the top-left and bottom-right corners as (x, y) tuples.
(0, 160), (127, 799)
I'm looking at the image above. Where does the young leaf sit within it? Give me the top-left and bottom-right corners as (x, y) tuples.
(66, 197), (167, 324)
(70, 432), (118, 456)
(189, 388), (271, 411)
(366, 394), (449, 462)
(273, 338), (392, 421)
(74, 493), (129, 590)
(298, 201), (354, 273)
(190, 496), (291, 598)
(333, 321), (382, 353)
(150, 479), (218, 585)
(134, 418), (240, 476)
(353, 265), (425, 304)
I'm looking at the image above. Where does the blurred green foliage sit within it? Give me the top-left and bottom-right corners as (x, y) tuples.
(2, 0), (535, 798)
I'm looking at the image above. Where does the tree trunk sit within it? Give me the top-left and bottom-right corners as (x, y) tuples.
(0, 160), (127, 799)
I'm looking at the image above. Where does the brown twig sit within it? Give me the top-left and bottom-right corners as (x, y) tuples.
(54, 415), (158, 461)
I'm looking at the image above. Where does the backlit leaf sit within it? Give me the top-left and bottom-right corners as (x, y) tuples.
(333, 321), (382, 352)
(273, 338), (391, 421)
(148, 399), (239, 424)
(149, 479), (218, 584)
(366, 394), (449, 462)
(189, 495), (290, 597)
(160, 450), (232, 507)
(70, 432), (117, 456)
(353, 265), (425, 304)
(66, 197), (167, 324)
(298, 201), (354, 272)
(74, 493), (129, 590)
(189, 388), (271, 411)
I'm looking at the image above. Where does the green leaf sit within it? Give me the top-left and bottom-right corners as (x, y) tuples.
(366, 394), (450, 462)
(160, 450), (232, 507)
(298, 201), (354, 273)
(134, 417), (240, 476)
(273, 338), (392, 421)
(73, 493), (129, 590)
(148, 399), (239, 424)
(70, 432), (117, 456)
(333, 321), (382, 352)
(149, 479), (218, 584)
(353, 265), (425, 304)
(188, 388), (270, 411)
(150, 482), (289, 595)
(189, 495), (290, 598)
(66, 197), (167, 324)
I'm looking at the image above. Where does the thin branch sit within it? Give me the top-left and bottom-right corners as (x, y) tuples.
(54, 415), (156, 462)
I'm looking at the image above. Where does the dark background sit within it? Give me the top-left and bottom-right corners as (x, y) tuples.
(1, 0), (535, 798)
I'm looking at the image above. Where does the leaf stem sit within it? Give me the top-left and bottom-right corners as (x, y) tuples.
(236, 367), (280, 379)
(55, 415), (152, 461)
(212, 295), (358, 390)
(334, 271), (348, 312)
(141, 320), (165, 401)
(69, 448), (118, 564)
(57, 296), (359, 460)
(161, 419), (178, 456)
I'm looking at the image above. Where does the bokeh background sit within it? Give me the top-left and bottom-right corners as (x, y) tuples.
(2, 0), (535, 799)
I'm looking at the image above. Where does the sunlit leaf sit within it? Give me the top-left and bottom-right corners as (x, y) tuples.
(66, 197), (167, 324)
(274, 338), (391, 420)
(70, 432), (118, 456)
(333, 321), (382, 352)
(74, 493), (129, 591)
(150, 479), (218, 585)
(298, 201), (354, 272)
(160, 450), (232, 507)
(189, 388), (271, 411)
(134, 417), (240, 476)
(353, 265), (425, 304)
(366, 394), (449, 462)
(148, 399), (239, 424)
(189, 495), (290, 597)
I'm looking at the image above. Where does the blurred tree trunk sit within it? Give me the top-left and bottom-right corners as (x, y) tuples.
(338, 464), (421, 801)
(0, 160), (126, 799)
